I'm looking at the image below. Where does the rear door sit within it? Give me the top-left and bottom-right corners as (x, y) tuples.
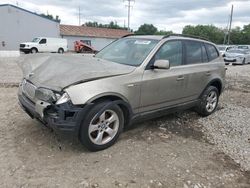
(181, 40), (220, 100)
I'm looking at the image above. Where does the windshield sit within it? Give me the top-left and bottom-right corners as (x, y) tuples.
(238, 46), (249, 49)
(32, 38), (40, 43)
(228, 50), (246, 54)
(95, 38), (159, 66)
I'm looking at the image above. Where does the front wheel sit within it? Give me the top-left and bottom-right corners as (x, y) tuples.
(79, 101), (124, 151)
(30, 48), (37, 54)
(196, 86), (219, 117)
(242, 58), (246, 65)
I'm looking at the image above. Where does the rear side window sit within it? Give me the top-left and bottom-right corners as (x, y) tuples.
(184, 41), (202, 64)
(205, 43), (219, 61)
(39, 39), (47, 44)
(155, 40), (183, 67)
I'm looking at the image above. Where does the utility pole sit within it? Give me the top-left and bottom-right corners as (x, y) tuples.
(124, 0), (135, 31)
(78, 6), (81, 26)
(227, 4), (234, 45)
(223, 15), (230, 45)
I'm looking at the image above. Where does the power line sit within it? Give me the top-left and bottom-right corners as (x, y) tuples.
(124, 0), (135, 31)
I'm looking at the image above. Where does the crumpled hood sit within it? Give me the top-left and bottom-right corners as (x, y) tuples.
(19, 54), (136, 91)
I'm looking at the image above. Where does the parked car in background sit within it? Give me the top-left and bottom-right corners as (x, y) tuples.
(18, 34), (225, 151)
(237, 45), (250, 50)
(224, 49), (250, 65)
(19, 37), (68, 54)
(217, 45), (234, 57)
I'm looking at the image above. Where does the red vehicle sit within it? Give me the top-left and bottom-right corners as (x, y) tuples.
(74, 40), (97, 53)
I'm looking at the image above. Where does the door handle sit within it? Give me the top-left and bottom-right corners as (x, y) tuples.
(176, 76), (184, 81)
(206, 71), (211, 76)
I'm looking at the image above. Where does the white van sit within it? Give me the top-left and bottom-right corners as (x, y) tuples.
(20, 37), (68, 54)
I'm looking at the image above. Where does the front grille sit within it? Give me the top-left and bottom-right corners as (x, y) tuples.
(20, 44), (25, 48)
(224, 59), (236, 62)
(22, 80), (37, 101)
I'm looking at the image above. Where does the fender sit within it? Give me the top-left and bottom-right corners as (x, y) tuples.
(200, 78), (223, 98)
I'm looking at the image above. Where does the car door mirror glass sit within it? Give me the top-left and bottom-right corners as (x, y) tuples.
(152, 59), (170, 69)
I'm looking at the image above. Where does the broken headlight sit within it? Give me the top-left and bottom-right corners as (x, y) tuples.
(56, 92), (70, 105)
(35, 88), (59, 102)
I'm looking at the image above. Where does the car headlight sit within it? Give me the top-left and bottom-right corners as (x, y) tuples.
(238, 56), (244, 59)
(26, 45), (29, 47)
(56, 92), (70, 105)
(35, 88), (58, 102)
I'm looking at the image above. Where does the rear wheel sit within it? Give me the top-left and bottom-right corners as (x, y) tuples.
(196, 86), (219, 117)
(79, 101), (124, 151)
(58, 48), (64, 54)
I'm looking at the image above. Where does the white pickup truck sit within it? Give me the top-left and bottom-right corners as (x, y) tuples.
(20, 37), (68, 54)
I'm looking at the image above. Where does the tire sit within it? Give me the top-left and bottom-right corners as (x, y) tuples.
(58, 48), (64, 54)
(196, 86), (219, 117)
(30, 48), (38, 54)
(242, 58), (246, 65)
(79, 101), (124, 151)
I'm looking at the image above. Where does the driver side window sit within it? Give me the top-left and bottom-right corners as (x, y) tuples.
(155, 41), (183, 67)
(39, 39), (47, 44)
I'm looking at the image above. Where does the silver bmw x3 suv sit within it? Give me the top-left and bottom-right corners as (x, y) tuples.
(18, 34), (225, 151)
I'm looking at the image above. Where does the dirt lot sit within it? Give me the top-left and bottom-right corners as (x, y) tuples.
(0, 57), (250, 188)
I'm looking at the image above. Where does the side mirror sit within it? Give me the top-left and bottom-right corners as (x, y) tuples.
(151, 59), (170, 69)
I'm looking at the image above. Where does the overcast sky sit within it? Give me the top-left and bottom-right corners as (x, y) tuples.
(2, 0), (250, 32)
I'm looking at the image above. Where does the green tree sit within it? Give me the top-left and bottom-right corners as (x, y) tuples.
(135, 24), (158, 35)
(85, 21), (99, 27)
(84, 21), (127, 30)
(155, 30), (173, 35)
(230, 26), (243, 44)
(241, 24), (250, 44)
(182, 25), (224, 44)
(40, 13), (60, 22)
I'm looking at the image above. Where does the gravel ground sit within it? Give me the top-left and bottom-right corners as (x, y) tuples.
(198, 65), (250, 172)
(0, 57), (250, 187)
(0, 57), (22, 85)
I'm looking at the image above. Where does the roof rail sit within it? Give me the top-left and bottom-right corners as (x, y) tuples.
(121, 34), (135, 38)
(163, 34), (209, 41)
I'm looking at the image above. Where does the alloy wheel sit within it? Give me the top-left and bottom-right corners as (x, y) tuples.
(88, 110), (119, 145)
(206, 91), (217, 112)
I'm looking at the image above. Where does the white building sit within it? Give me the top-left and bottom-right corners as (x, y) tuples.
(0, 4), (132, 51)
(0, 4), (60, 50)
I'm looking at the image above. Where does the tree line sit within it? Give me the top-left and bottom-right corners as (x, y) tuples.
(136, 23), (250, 44)
(84, 21), (128, 30)
(84, 21), (250, 45)
(40, 14), (249, 44)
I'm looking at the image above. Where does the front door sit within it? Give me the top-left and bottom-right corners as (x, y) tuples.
(38, 38), (47, 52)
(139, 40), (188, 113)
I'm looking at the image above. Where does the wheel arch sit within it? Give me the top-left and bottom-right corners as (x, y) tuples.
(30, 47), (38, 52)
(88, 93), (134, 128)
(201, 78), (223, 97)
(58, 47), (64, 53)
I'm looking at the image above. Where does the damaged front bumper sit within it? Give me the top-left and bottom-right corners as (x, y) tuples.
(18, 89), (93, 134)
